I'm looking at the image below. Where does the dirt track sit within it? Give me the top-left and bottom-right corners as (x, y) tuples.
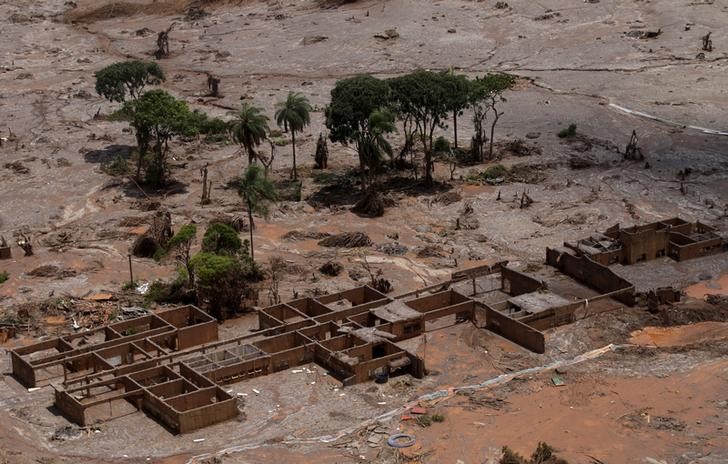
(1, 0), (728, 462)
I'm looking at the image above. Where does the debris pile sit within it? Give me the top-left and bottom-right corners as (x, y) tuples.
(319, 232), (373, 248)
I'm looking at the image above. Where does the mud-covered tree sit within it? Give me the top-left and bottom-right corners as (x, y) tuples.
(469, 73), (516, 161)
(94, 61), (165, 103)
(166, 224), (197, 284)
(238, 164), (278, 261)
(325, 75), (391, 191)
(116, 90), (198, 187)
(441, 70), (470, 149)
(275, 92), (312, 181)
(314, 132), (328, 169)
(389, 70), (450, 186)
(231, 103), (270, 165)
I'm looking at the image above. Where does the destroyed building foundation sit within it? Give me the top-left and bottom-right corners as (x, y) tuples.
(9, 218), (727, 434)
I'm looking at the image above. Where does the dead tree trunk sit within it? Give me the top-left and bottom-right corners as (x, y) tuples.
(207, 74), (220, 97)
(624, 130), (644, 161)
(200, 164), (211, 205)
(314, 133), (328, 169)
(702, 32), (713, 52)
(155, 24), (174, 59)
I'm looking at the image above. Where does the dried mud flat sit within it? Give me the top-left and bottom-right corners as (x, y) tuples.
(1, 0), (728, 463)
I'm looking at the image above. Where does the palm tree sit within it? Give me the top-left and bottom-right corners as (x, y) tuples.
(359, 108), (396, 190)
(274, 92), (312, 181)
(231, 103), (269, 165)
(237, 164), (278, 261)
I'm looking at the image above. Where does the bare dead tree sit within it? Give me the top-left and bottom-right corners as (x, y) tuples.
(314, 133), (328, 169)
(624, 130), (644, 161)
(200, 164), (211, 205)
(258, 139), (276, 178)
(267, 256), (286, 305)
(207, 74), (221, 97)
(155, 24), (174, 59)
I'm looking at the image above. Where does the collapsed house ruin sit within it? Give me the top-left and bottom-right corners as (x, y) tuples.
(8, 218), (726, 433)
(564, 218), (724, 265)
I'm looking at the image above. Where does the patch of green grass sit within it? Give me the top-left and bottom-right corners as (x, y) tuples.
(121, 281), (135, 291)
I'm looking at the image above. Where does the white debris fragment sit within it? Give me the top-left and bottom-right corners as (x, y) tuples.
(252, 388), (260, 394)
(193, 438), (206, 443)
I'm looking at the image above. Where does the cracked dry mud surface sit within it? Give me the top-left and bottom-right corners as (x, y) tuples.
(0, 0), (727, 463)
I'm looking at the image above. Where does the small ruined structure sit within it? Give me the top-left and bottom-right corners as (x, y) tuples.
(0, 236), (10, 259)
(564, 218), (725, 265)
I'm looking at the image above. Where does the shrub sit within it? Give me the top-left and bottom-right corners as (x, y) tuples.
(483, 164), (508, 179)
(102, 154), (129, 176)
(144, 268), (189, 304)
(201, 223), (242, 255)
(500, 447), (526, 464)
(190, 252), (245, 318)
(434, 136), (451, 154)
(0, 271), (8, 284)
(557, 123), (577, 138)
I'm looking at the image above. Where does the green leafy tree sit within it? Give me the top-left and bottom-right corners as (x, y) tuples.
(389, 70), (450, 185)
(231, 103), (270, 165)
(116, 90), (198, 187)
(325, 75), (391, 191)
(275, 92), (312, 181)
(95, 61), (165, 179)
(190, 252), (246, 319)
(201, 223), (243, 255)
(469, 73), (516, 161)
(238, 164), (278, 261)
(95, 61), (165, 103)
(441, 70), (470, 149)
(166, 224), (197, 283)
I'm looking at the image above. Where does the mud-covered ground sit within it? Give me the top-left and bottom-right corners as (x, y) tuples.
(0, 0), (727, 462)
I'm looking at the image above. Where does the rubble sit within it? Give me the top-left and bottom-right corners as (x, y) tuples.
(318, 232), (373, 248)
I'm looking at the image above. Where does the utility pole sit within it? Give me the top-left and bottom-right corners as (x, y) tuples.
(128, 254), (134, 286)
